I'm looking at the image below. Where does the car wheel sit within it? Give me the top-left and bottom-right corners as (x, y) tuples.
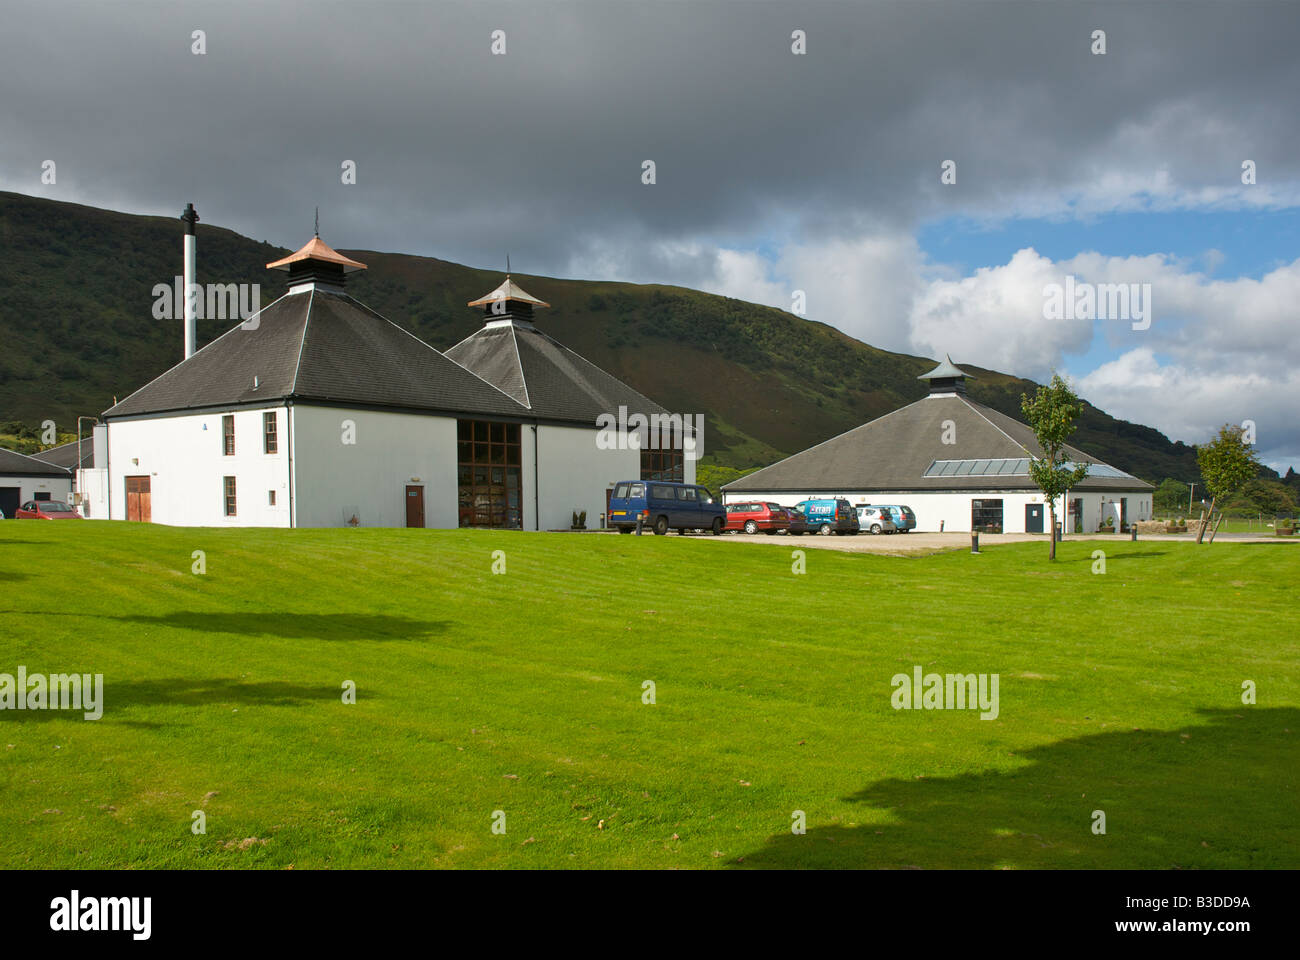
(818, 524), (833, 536)
(711, 517), (724, 536)
(653, 516), (669, 536)
(871, 524), (882, 535)
(744, 520), (759, 534)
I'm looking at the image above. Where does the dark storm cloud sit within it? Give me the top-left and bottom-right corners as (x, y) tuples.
(2, 1), (1297, 275)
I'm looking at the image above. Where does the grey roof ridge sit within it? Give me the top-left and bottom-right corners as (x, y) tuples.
(961, 394), (1102, 467)
(0, 446), (72, 474)
(104, 289), (296, 416)
(288, 285), (315, 396)
(957, 395), (1036, 458)
(334, 292), (531, 411)
(725, 397), (930, 486)
(526, 324), (664, 412)
(508, 323), (533, 409)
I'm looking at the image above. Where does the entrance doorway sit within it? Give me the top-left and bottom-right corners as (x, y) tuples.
(125, 476), (151, 522)
(0, 488), (18, 519)
(405, 485), (425, 528)
(1024, 503), (1044, 533)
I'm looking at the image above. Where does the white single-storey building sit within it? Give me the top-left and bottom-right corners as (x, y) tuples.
(0, 447), (73, 518)
(722, 357), (1152, 534)
(86, 215), (694, 530)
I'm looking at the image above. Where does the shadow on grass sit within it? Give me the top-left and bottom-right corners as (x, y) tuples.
(732, 707), (1299, 870)
(1061, 550), (1169, 561)
(116, 611), (451, 641)
(0, 677), (349, 722)
(0, 610), (451, 641)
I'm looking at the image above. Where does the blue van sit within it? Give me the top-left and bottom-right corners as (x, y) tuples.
(609, 481), (727, 536)
(793, 498), (860, 536)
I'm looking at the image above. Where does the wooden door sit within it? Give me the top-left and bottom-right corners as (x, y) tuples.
(405, 485), (425, 528)
(125, 475), (152, 522)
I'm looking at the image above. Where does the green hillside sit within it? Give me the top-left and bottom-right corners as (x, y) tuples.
(0, 190), (1204, 483)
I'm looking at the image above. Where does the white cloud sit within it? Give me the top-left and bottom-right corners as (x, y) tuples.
(1078, 348), (1300, 469)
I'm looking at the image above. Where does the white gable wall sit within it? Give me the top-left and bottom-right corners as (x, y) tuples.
(107, 407), (290, 526)
(526, 423), (642, 530)
(289, 405), (459, 528)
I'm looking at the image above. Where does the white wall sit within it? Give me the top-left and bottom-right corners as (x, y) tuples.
(527, 423), (641, 530)
(0, 474), (72, 514)
(75, 467), (108, 518)
(724, 488), (1152, 533)
(290, 405), (459, 528)
(107, 407), (290, 526)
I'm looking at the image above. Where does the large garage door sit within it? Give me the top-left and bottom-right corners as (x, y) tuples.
(0, 487), (18, 519)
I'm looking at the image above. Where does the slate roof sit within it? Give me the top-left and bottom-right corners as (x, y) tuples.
(0, 446), (72, 478)
(445, 321), (667, 426)
(103, 290), (527, 419)
(30, 440), (94, 470)
(723, 394), (1152, 493)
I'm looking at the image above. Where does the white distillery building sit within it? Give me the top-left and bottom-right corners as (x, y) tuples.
(89, 218), (693, 530)
(0, 447), (73, 518)
(722, 357), (1152, 534)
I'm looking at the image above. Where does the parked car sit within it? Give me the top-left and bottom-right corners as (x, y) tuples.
(15, 500), (82, 520)
(876, 504), (916, 533)
(783, 504), (812, 535)
(608, 481), (726, 536)
(794, 498), (860, 535)
(855, 505), (898, 535)
(724, 501), (790, 535)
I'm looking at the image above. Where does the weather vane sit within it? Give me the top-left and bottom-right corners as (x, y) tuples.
(314, 207), (319, 238)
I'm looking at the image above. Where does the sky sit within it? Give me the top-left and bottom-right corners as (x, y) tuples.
(3, 0), (1298, 470)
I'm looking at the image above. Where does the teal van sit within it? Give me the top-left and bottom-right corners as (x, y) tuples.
(609, 481), (726, 536)
(793, 498), (860, 536)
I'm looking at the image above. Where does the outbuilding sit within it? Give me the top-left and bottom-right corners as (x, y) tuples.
(0, 448), (73, 518)
(722, 357), (1152, 534)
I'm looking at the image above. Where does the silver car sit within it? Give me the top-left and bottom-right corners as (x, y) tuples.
(855, 505), (898, 535)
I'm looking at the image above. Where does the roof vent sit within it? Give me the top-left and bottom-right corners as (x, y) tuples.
(918, 354), (974, 396)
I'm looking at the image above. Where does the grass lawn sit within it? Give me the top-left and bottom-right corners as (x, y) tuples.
(1, 522), (1296, 869)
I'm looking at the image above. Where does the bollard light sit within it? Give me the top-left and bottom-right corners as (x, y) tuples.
(971, 531), (980, 554)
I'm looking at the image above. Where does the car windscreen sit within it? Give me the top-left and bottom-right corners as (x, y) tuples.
(42, 502), (73, 512)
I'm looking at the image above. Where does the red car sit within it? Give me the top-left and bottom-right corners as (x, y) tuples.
(725, 501), (790, 534)
(15, 500), (82, 519)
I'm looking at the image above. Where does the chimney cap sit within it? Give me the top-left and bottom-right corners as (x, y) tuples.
(266, 235), (367, 273)
(918, 354), (974, 382)
(467, 275), (549, 308)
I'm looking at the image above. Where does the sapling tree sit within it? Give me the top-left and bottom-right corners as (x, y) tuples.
(1195, 424), (1261, 544)
(1021, 374), (1091, 560)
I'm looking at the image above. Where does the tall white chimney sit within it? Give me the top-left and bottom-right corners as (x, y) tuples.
(180, 202), (199, 359)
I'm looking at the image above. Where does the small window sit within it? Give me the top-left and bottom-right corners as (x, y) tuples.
(222, 415), (234, 456)
(268, 490), (276, 506)
(629, 483), (644, 498)
(613, 483), (630, 499)
(263, 412), (278, 454)
(223, 476), (237, 516)
(677, 487), (697, 501)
